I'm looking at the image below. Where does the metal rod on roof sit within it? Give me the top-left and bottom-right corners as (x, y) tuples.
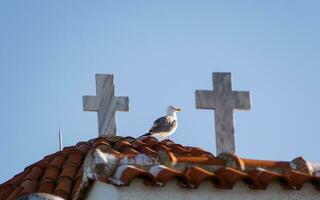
(59, 129), (63, 151)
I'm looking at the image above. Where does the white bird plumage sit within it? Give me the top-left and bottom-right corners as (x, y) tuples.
(140, 105), (182, 138)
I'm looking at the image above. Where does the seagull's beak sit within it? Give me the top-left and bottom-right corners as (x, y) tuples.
(175, 108), (182, 112)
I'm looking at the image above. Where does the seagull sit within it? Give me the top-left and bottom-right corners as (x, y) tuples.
(140, 105), (182, 138)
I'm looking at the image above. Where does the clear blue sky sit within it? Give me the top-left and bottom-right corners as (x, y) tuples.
(1, 1), (319, 183)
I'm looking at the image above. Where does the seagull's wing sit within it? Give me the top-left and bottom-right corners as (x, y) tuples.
(149, 116), (177, 134)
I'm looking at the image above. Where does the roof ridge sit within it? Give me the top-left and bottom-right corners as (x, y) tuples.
(1, 136), (320, 200)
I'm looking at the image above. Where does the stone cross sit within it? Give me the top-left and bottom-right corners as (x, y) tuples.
(83, 74), (129, 136)
(195, 72), (250, 155)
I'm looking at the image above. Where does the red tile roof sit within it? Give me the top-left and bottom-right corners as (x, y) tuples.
(0, 136), (319, 200)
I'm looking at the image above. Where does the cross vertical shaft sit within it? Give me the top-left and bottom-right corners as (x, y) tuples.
(195, 73), (251, 155)
(83, 74), (129, 136)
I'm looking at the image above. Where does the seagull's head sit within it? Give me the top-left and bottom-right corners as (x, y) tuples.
(167, 105), (182, 115)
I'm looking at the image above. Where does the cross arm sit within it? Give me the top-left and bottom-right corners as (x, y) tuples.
(232, 91), (251, 110)
(83, 95), (99, 111)
(195, 90), (215, 109)
(115, 96), (129, 111)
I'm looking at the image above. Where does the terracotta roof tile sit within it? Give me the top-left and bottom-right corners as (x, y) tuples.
(131, 139), (146, 148)
(0, 185), (15, 200)
(49, 154), (67, 169)
(1, 135), (319, 200)
(169, 144), (192, 156)
(312, 177), (320, 190)
(183, 166), (217, 187)
(42, 166), (61, 181)
(59, 164), (78, 180)
(38, 180), (56, 193)
(74, 142), (91, 154)
(6, 186), (23, 200)
(22, 166), (43, 181)
(286, 170), (313, 189)
(114, 140), (134, 150)
(160, 139), (175, 146)
(141, 136), (159, 147)
(153, 143), (173, 153)
(114, 165), (156, 186)
(243, 158), (291, 170)
(5, 169), (31, 187)
(247, 169), (285, 189)
(54, 177), (73, 199)
(214, 167), (248, 189)
(71, 177), (82, 197)
(65, 151), (84, 167)
(119, 146), (140, 156)
(137, 145), (158, 158)
(149, 165), (192, 188)
(20, 180), (38, 195)
(187, 146), (213, 157)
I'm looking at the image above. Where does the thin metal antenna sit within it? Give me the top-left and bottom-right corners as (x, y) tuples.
(59, 129), (63, 151)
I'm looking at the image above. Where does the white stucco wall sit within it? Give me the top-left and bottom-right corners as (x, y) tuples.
(85, 179), (319, 200)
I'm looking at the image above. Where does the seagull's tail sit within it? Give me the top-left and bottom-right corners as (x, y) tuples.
(137, 132), (152, 139)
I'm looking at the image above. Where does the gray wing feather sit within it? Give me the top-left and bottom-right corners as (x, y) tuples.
(149, 116), (177, 134)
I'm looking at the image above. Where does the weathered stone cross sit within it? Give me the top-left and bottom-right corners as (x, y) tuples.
(195, 72), (251, 155)
(83, 74), (129, 136)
